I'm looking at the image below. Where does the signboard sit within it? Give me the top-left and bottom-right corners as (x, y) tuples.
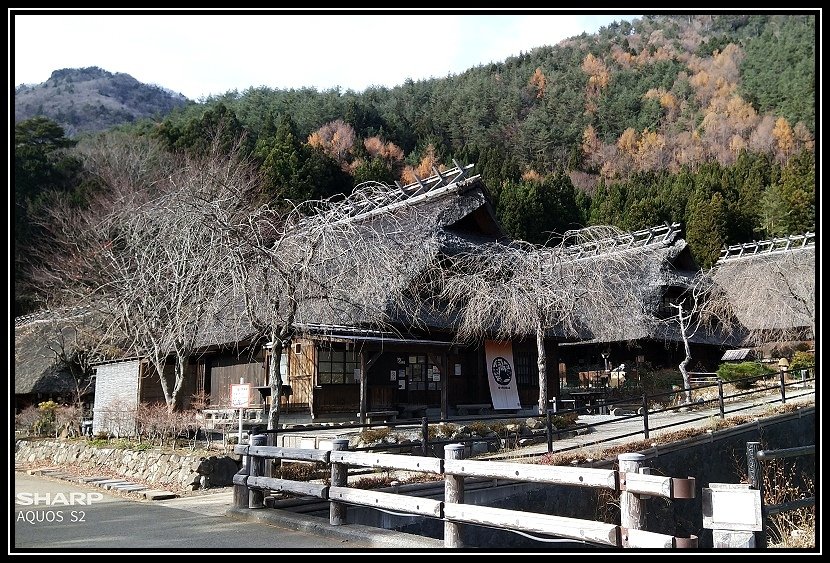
(230, 383), (251, 408)
(484, 340), (522, 410)
(702, 484), (763, 531)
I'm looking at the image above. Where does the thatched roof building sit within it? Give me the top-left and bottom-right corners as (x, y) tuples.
(14, 309), (91, 408)
(712, 232), (815, 345)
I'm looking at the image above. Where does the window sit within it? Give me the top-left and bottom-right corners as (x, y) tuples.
(514, 350), (538, 386)
(317, 347), (358, 385)
(407, 355), (428, 391)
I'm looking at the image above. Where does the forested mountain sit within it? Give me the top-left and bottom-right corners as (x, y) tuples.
(14, 13), (817, 316)
(14, 66), (192, 136)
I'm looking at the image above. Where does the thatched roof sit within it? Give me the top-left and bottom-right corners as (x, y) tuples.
(14, 309), (88, 396)
(712, 233), (815, 342)
(557, 223), (748, 348)
(184, 170), (504, 349)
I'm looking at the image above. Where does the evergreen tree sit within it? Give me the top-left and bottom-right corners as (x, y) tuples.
(686, 189), (729, 269)
(14, 117), (84, 315)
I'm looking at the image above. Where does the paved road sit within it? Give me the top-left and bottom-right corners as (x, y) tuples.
(12, 472), (368, 552)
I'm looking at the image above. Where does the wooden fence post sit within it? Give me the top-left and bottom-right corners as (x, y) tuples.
(717, 379), (725, 419)
(330, 438), (349, 526)
(641, 394), (649, 440)
(746, 441), (765, 547)
(779, 369), (787, 404)
(546, 409), (553, 453)
(248, 434), (266, 509)
(232, 447), (249, 510)
(619, 453), (646, 547)
(444, 443), (465, 548)
(421, 417), (429, 457)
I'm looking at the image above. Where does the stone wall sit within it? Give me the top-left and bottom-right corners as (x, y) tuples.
(15, 439), (241, 492)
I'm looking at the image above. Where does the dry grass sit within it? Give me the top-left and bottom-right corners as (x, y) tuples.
(758, 459), (816, 549)
(537, 402), (806, 468)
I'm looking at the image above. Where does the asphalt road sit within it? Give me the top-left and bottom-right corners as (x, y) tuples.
(12, 472), (369, 553)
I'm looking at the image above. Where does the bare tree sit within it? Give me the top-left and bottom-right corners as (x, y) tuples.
(210, 180), (440, 437)
(42, 311), (115, 409)
(664, 272), (717, 405)
(437, 226), (652, 414)
(31, 134), (255, 412)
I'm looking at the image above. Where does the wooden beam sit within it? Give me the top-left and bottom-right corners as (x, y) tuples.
(331, 450), (443, 474)
(444, 458), (617, 489)
(328, 486), (442, 518)
(241, 475), (328, 499)
(444, 503), (618, 546)
(241, 445), (330, 463)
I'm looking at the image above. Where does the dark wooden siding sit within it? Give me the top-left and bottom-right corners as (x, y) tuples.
(208, 352), (266, 408)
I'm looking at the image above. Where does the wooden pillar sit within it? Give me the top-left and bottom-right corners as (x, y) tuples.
(618, 452), (646, 545)
(428, 352), (450, 420)
(329, 438), (349, 526)
(232, 451), (249, 510)
(248, 434), (266, 509)
(444, 443), (465, 548)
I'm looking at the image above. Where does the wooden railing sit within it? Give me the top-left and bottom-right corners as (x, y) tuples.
(232, 437), (698, 549)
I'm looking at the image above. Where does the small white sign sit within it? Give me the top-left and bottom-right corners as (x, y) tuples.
(390, 370), (397, 381)
(230, 384), (251, 408)
(702, 484), (763, 531)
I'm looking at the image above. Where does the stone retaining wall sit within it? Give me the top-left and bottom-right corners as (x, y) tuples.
(14, 439), (241, 491)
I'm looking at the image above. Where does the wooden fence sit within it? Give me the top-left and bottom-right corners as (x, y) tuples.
(233, 436), (698, 549)
(253, 367), (814, 462)
(747, 441), (815, 548)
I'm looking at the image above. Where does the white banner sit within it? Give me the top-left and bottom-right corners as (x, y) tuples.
(484, 340), (522, 410)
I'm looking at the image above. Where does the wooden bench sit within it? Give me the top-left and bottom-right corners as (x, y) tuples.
(357, 410), (398, 424)
(456, 403), (493, 415)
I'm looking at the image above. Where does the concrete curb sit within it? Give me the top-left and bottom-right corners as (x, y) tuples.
(226, 507), (445, 549)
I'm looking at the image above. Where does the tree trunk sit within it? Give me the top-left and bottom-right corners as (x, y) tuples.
(170, 354), (187, 412)
(267, 328), (283, 443)
(150, 356), (176, 412)
(536, 319), (548, 415)
(679, 338), (692, 405)
(677, 309), (693, 405)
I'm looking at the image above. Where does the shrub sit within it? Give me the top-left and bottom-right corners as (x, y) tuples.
(31, 401), (59, 436)
(15, 406), (40, 434)
(627, 362), (683, 397)
(466, 421), (493, 436)
(359, 427), (391, 443)
(789, 351), (815, 377)
(551, 412), (578, 429)
(277, 461), (328, 481)
(717, 361), (775, 389)
(428, 423), (458, 440)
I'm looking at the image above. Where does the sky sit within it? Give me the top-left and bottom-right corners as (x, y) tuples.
(10, 10), (640, 101)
